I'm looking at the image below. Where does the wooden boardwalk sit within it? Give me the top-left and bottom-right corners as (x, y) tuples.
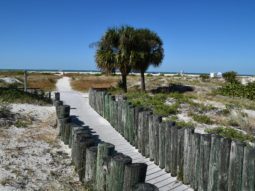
(57, 77), (193, 191)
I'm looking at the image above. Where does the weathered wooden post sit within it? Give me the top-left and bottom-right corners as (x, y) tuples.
(170, 124), (178, 176)
(159, 122), (166, 169)
(55, 92), (60, 101)
(177, 127), (185, 181)
(119, 98), (125, 135)
(129, 105), (135, 145)
(138, 109), (144, 153)
(143, 110), (151, 157)
(116, 98), (121, 133)
(198, 134), (211, 191)
(123, 163), (148, 191)
(133, 183), (159, 191)
(217, 137), (231, 191)
(183, 127), (194, 183)
(85, 146), (98, 184)
(123, 101), (129, 140)
(107, 153), (132, 191)
(148, 114), (154, 160)
(227, 141), (245, 191)
(57, 104), (70, 119)
(106, 93), (111, 122)
(165, 121), (175, 173)
(114, 99), (119, 131)
(149, 115), (161, 164)
(110, 95), (115, 127)
(54, 100), (63, 108)
(190, 132), (201, 190)
(24, 70), (28, 92)
(134, 107), (143, 148)
(57, 105), (70, 137)
(62, 120), (71, 144)
(76, 137), (95, 181)
(71, 130), (92, 165)
(207, 134), (221, 191)
(48, 91), (51, 100)
(241, 144), (255, 191)
(69, 125), (87, 148)
(96, 142), (115, 191)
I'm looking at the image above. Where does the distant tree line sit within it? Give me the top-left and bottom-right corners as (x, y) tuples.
(95, 26), (164, 92)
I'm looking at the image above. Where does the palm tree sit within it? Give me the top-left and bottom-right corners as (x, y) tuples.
(96, 26), (136, 92)
(96, 28), (118, 74)
(133, 29), (164, 91)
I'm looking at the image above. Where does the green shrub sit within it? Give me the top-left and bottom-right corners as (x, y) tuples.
(199, 74), (210, 81)
(176, 120), (195, 128)
(0, 89), (50, 104)
(206, 127), (254, 142)
(218, 82), (255, 100)
(126, 92), (179, 116)
(222, 71), (238, 83)
(190, 113), (212, 124)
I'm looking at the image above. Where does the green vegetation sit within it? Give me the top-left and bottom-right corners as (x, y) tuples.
(189, 113), (212, 124)
(125, 92), (179, 116)
(222, 71), (238, 83)
(199, 74), (210, 81)
(0, 89), (51, 105)
(206, 127), (254, 142)
(218, 82), (255, 100)
(176, 120), (195, 128)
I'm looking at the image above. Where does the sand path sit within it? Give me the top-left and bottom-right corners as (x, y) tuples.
(56, 76), (193, 191)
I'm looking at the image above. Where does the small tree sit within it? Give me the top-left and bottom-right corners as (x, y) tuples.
(132, 29), (164, 91)
(199, 74), (210, 81)
(222, 71), (238, 83)
(95, 26), (136, 92)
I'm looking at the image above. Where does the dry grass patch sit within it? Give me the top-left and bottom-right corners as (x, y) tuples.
(70, 74), (120, 92)
(0, 72), (60, 91)
(28, 73), (60, 91)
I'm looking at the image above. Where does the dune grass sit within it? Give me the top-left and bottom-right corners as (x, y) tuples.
(0, 72), (59, 91)
(206, 127), (254, 142)
(68, 74), (120, 92)
(0, 89), (51, 105)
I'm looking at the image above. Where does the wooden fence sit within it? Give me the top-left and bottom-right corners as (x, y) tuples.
(89, 88), (255, 191)
(54, 92), (158, 191)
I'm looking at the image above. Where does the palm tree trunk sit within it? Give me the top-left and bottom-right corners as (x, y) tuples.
(141, 71), (146, 91)
(122, 74), (127, 92)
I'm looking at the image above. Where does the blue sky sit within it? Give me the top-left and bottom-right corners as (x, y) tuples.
(0, 0), (254, 74)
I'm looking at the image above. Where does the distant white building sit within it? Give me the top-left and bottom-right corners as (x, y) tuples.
(210, 72), (222, 78)
(216, 72), (222, 78)
(210, 72), (215, 78)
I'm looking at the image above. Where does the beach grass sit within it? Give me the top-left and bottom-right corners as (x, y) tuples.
(0, 72), (60, 91)
(68, 73), (120, 92)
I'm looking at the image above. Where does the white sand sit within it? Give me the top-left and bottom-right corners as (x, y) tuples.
(0, 77), (22, 84)
(0, 104), (83, 190)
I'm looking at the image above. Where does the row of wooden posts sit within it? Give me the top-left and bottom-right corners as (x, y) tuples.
(53, 92), (159, 191)
(89, 88), (255, 191)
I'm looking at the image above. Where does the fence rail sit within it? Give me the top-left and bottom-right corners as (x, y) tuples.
(89, 88), (255, 191)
